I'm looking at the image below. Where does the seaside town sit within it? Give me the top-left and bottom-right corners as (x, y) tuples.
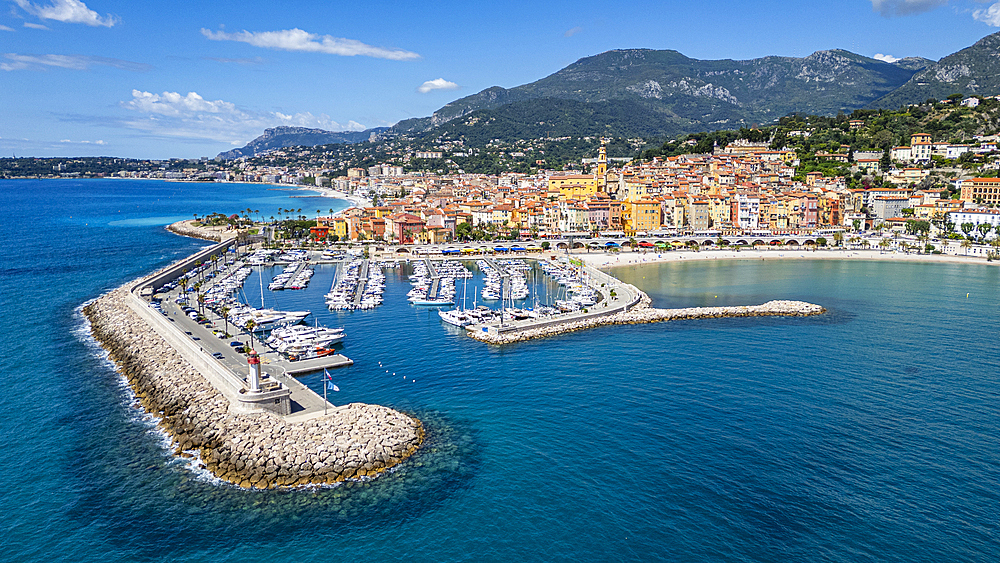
(11, 99), (1000, 250)
(125, 136), (1000, 251)
(10, 2), (1000, 561)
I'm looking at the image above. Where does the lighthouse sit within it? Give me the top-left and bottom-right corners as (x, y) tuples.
(247, 350), (262, 392)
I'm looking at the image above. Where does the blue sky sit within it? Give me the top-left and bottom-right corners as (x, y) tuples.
(2, 0), (1000, 159)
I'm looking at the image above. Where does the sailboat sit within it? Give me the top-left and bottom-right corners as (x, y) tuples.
(230, 263), (310, 331)
(439, 273), (473, 326)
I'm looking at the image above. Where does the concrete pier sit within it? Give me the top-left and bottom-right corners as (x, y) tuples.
(351, 260), (369, 307)
(466, 260), (824, 344)
(424, 258), (441, 299)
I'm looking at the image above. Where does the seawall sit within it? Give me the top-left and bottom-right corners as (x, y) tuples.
(84, 285), (423, 489)
(468, 297), (826, 345)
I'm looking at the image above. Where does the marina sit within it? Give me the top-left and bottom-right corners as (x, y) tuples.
(8, 178), (999, 563)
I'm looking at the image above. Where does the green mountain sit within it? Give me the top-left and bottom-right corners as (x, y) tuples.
(224, 33), (1000, 156)
(870, 31), (1000, 109)
(389, 48), (922, 139)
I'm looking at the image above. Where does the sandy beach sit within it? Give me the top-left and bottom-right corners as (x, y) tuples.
(577, 247), (1000, 268)
(308, 186), (370, 212)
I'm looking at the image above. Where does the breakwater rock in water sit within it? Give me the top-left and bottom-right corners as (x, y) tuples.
(469, 299), (826, 345)
(84, 287), (423, 489)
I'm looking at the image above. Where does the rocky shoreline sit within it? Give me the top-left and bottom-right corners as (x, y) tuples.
(84, 287), (423, 489)
(469, 296), (826, 344)
(166, 220), (236, 241)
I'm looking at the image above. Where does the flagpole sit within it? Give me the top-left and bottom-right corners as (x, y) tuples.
(323, 371), (328, 416)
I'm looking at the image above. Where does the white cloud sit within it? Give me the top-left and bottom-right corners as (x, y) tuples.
(417, 78), (459, 93)
(874, 53), (901, 63)
(973, 3), (1000, 26)
(14, 0), (117, 27)
(23, 22), (49, 30)
(0, 53), (150, 71)
(200, 28), (419, 61)
(59, 138), (106, 145)
(0, 25), (14, 31)
(123, 90), (238, 117)
(564, 26), (583, 37)
(120, 89), (365, 144)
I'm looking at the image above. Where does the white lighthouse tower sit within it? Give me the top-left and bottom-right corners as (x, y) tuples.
(247, 350), (262, 392)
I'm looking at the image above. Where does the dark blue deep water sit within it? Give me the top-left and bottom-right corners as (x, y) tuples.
(1, 179), (998, 562)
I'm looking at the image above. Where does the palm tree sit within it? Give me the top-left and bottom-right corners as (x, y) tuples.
(917, 232), (930, 253)
(244, 319), (257, 349)
(978, 222), (993, 241)
(220, 305), (231, 336)
(962, 238), (972, 255)
(878, 238), (890, 253)
(833, 231), (844, 248)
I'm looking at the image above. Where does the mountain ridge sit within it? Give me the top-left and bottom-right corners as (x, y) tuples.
(220, 32), (1000, 159)
(218, 126), (386, 159)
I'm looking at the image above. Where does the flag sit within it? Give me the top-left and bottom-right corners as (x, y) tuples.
(324, 368), (339, 391)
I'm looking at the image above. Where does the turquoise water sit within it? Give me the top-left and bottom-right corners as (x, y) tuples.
(1, 179), (998, 562)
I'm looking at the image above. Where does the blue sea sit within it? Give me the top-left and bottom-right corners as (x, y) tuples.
(0, 178), (997, 562)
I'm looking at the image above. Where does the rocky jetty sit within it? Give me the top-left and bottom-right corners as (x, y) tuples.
(469, 299), (825, 345)
(84, 287), (423, 489)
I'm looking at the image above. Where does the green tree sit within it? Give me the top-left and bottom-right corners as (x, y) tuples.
(978, 222), (993, 240)
(244, 319), (257, 349)
(220, 305), (231, 337)
(961, 222), (976, 238)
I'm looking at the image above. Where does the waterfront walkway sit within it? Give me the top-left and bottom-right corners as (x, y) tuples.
(131, 239), (352, 420)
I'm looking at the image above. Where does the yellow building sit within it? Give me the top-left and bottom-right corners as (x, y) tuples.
(960, 177), (1000, 204)
(596, 138), (608, 191)
(332, 217), (348, 239)
(625, 199), (662, 234)
(708, 196), (732, 230)
(550, 174), (599, 200)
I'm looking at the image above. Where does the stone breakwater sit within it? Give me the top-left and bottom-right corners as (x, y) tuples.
(84, 287), (423, 489)
(469, 299), (826, 345)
